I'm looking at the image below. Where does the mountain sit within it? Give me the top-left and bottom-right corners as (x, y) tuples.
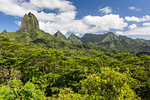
(1, 29), (7, 34)
(102, 32), (119, 42)
(81, 32), (122, 43)
(81, 33), (104, 43)
(2, 12), (69, 49)
(3, 29), (69, 49)
(68, 33), (82, 44)
(2, 12), (150, 55)
(17, 12), (40, 32)
(81, 32), (150, 53)
(2, 12), (111, 54)
(54, 30), (67, 40)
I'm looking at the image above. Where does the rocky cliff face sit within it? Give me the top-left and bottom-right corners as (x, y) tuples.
(54, 30), (67, 40)
(17, 12), (40, 32)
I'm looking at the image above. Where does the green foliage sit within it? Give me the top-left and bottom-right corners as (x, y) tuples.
(80, 67), (140, 100)
(1, 12), (150, 100)
(0, 35), (150, 99)
(0, 79), (45, 100)
(0, 85), (16, 100)
(50, 88), (87, 100)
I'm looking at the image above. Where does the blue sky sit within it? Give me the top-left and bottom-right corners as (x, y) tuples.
(0, 0), (150, 39)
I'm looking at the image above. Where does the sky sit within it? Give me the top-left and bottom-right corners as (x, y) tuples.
(0, 0), (150, 39)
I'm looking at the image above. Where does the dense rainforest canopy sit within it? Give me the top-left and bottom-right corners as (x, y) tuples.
(0, 35), (150, 100)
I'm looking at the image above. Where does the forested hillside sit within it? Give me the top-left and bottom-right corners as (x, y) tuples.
(0, 34), (150, 100)
(81, 33), (150, 54)
(0, 12), (150, 100)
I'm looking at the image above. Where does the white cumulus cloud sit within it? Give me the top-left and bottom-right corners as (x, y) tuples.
(128, 24), (137, 29)
(30, 0), (75, 12)
(83, 14), (127, 32)
(143, 23), (150, 26)
(124, 26), (150, 35)
(0, 0), (127, 35)
(125, 15), (150, 22)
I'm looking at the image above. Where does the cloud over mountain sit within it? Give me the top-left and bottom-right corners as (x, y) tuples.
(124, 26), (150, 35)
(0, 0), (127, 35)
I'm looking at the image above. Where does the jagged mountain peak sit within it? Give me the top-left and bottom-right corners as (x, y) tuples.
(54, 30), (67, 40)
(69, 33), (79, 38)
(1, 29), (7, 34)
(68, 33), (81, 43)
(17, 12), (40, 32)
(56, 30), (61, 33)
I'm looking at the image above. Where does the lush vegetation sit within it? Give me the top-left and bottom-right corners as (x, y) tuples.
(1, 12), (150, 100)
(2, 29), (119, 57)
(0, 35), (150, 100)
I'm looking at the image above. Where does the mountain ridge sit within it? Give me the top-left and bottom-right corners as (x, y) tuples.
(54, 30), (67, 40)
(1, 12), (150, 55)
(68, 33), (82, 44)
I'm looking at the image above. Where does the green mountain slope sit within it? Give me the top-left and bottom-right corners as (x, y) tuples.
(2, 12), (69, 49)
(2, 29), (69, 49)
(2, 29), (118, 56)
(54, 30), (67, 40)
(81, 32), (150, 53)
(2, 12), (118, 56)
(2, 12), (150, 56)
(68, 33), (82, 44)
